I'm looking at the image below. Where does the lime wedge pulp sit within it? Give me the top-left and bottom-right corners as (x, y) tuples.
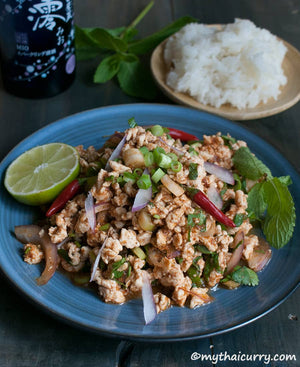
(4, 143), (80, 206)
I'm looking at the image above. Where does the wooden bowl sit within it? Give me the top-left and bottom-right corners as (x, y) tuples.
(151, 29), (300, 121)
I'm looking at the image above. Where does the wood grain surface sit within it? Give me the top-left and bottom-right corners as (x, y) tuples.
(0, 1), (299, 366)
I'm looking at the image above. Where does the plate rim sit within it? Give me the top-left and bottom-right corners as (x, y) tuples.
(0, 103), (299, 341)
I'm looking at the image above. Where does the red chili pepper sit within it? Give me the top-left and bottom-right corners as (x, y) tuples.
(167, 128), (199, 142)
(190, 189), (236, 228)
(46, 179), (83, 217)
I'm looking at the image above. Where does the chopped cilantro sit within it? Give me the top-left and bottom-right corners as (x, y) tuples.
(231, 266), (259, 286)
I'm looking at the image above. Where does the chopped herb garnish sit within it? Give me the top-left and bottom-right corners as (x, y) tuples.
(194, 244), (212, 254)
(187, 263), (205, 288)
(127, 263), (132, 278)
(188, 163), (198, 180)
(234, 213), (246, 227)
(99, 223), (110, 231)
(58, 249), (72, 264)
(153, 214), (160, 219)
(74, 241), (82, 248)
(188, 146), (198, 156)
(111, 258), (127, 279)
(222, 135), (237, 148)
(231, 265), (259, 286)
(24, 246), (31, 255)
(128, 117), (137, 128)
(203, 252), (220, 282)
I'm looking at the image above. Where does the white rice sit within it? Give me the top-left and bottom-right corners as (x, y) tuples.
(164, 19), (287, 110)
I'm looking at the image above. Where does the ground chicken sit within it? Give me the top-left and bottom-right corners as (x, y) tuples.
(23, 244), (44, 264)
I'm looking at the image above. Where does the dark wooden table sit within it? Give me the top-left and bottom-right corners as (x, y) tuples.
(0, 1), (299, 366)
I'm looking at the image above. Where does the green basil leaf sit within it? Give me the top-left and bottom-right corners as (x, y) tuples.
(117, 59), (157, 99)
(105, 26), (126, 37)
(88, 28), (127, 52)
(75, 26), (103, 60)
(127, 16), (197, 55)
(93, 54), (121, 83)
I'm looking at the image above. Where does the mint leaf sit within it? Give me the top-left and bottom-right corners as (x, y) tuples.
(128, 16), (197, 55)
(233, 147), (272, 180)
(93, 54), (121, 83)
(88, 28), (127, 52)
(231, 266), (259, 286)
(117, 59), (157, 99)
(262, 178), (296, 249)
(278, 175), (292, 186)
(247, 182), (267, 220)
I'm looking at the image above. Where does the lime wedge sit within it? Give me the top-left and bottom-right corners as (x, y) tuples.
(4, 143), (80, 206)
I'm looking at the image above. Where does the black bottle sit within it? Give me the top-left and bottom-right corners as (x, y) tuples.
(0, 0), (76, 98)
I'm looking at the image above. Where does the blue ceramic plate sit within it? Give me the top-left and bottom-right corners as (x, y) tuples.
(0, 104), (299, 341)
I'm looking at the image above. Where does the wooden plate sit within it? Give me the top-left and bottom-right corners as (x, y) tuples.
(151, 29), (300, 121)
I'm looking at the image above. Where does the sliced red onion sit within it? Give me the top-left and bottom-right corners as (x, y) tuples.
(57, 236), (70, 249)
(142, 271), (157, 325)
(132, 169), (152, 212)
(85, 192), (96, 232)
(90, 237), (108, 282)
(105, 134), (126, 171)
(158, 136), (184, 156)
(206, 186), (223, 210)
(15, 225), (41, 244)
(166, 249), (181, 259)
(226, 231), (245, 274)
(204, 162), (235, 185)
(15, 225), (59, 286)
(247, 238), (272, 272)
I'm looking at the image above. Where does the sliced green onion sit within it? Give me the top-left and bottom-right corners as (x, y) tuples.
(151, 168), (166, 183)
(167, 152), (178, 161)
(151, 182), (158, 194)
(151, 124), (164, 136)
(157, 153), (172, 169)
(153, 147), (166, 163)
(132, 247), (147, 260)
(24, 246), (31, 254)
(171, 161), (182, 172)
(139, 146), (149, 155)
(137, 174), (152, 189)
(128, 117), (137, 128)
(123, 172), (137, 183)
(134, 168), (143, 176)
(99, 223), (110, 231)
(153, 214), (160, 219)
(144, 152), (154, 167)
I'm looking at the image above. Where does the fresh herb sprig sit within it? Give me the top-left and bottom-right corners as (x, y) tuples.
(75, 1), (196, 99)
(233, 146), (296, 249)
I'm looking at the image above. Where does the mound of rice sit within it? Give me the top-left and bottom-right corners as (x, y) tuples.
(164, 19), (287, 110)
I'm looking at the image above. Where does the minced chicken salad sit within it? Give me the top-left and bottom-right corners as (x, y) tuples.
(16, 121), (295, 324)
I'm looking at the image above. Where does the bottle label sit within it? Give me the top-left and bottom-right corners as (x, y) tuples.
(0, 0), (75, 82)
